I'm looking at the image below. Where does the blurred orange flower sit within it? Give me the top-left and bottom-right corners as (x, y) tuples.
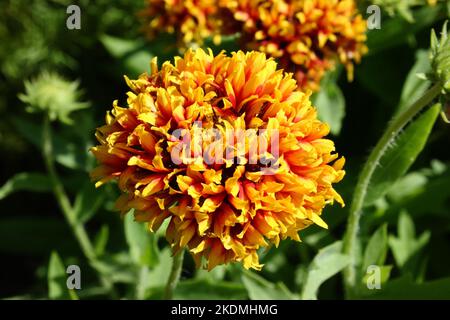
(141, 0), (223, 46)
(223, 0), (367, 91)
(91, 49), (345, 270)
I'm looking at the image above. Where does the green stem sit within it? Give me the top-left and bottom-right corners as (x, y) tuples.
(42, 116), (117, 297)
(163, 250), (184, 300)
(342, 83), (441, 297)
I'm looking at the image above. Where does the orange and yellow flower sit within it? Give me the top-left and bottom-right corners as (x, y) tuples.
(142, 0), (367, 91)
(141, 0), (223, 46)
(91, 48), (345, 270)
(223, 0), (367, 91)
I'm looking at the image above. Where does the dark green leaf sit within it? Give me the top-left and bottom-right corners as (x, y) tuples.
(0, 217), (78, 255)
(0, 172), (51, 200)
(396, 50), (431, 115)
(100, 35), (153, 77)
(12, 117), (89, 170)
(365, 275), (450, 299)
(365, 104), (440, 205)
(367, 5), (445, 54)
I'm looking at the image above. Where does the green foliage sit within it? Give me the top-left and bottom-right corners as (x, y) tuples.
(124, 212), (160, 268)
(1, 0), (450, 301)
(174, 279), (247, 300)
(363, 224), (389, 270)
(0, 172), (52, 200)
(48, 251), (78, 300)
(101, 35), (154, 78)
(364, 103), (440, 205)
(313, 70), (346, 135)
(430, 20), (450, 96)
(389, 212), (431, 271)
(242, 271), (297, 300)
(301, 242), (350, 300)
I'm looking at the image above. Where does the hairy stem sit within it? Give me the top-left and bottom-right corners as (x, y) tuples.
(42, 116), (117, 297)
(163, 250), (184, 300)
(342, 83), (441, 297)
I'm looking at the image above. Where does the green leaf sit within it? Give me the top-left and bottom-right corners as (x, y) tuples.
(363, 224), (388, 270)
(365, 104), (440, 205)
(48, 251), (78, 300)
(388, 212), (430, 269)
(124, 212), (160, 267)
(313, 79), (346, 135)
(242, 271), (297, 300)
(73, 181), (104, 223)
(385, 172), (428, 203)
(146, 247), (172, 287)
(94, 225), (109, 256)
(396, 50), (431, 115)
(364, 275), (450, 299)
(367, 5), (445, 54)
(100, 35), (153, 77)
(0, 172), (51, 200)
(12, 117), (89, 170)
(91, 252), (137, 284)
(361, 265), (393, 289)
(301, 241), (350, 300)
(196, 265), (226, 281)
(383, 163), (450, 217)
(174, 278), (247, 300)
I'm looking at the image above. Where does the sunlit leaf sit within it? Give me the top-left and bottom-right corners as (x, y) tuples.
(301, 241), (350, 300)
(124, 212), (159, 267)
(242, 271), (297, 300)
(313, 78), (345, 135)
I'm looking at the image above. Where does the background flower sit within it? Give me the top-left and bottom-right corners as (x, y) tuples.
(141, 0), (223, 46)
(223, 0), (367, 91)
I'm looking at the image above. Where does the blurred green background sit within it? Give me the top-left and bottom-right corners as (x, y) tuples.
(1, 0), (450, 299)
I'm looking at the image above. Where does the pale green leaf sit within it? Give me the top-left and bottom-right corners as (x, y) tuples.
(242, 271), (297, 300)
(124, 212), (159, 267)
(48, 251), (78, 300)
(363, 224), (388, 270)
(313, 78), (345, 135)
(301, 241), (350, 300)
